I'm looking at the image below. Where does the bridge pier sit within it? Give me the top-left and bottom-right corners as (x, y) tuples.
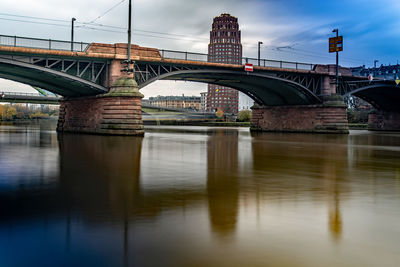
(368, 111), (400, 131)
(251, 100), (349, 134)
(57, 77), (144, 136)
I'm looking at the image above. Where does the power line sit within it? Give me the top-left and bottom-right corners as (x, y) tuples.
(0, 13), (210, 42)
(0, 17), (70, 28)
(89, 0), (126, 23)
(0, 12), (367, 64)
(0, 13), (68, 23)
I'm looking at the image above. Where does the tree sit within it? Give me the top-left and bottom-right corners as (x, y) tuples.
(238, 110), (252, 122)
(0, 105), (6, 120)
(5, 106), (17, 120)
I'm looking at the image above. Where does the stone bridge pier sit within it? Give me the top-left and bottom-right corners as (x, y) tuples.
(368, 111), (400, 131)
(57, 74), (144, 136)
(251, 75), (349, 134)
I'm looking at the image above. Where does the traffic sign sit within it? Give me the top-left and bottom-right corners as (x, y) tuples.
(245, 63), (253, 72)
(329, 36), (343, 53)
(368, 74), (373, 82)
(396, 76), (400, 86)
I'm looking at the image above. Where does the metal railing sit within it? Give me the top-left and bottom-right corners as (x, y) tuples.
(0, 34), (90, 52)
(159, 49), (315, 71)
(0, 91), (61, 98)
(0, 34), (315, 70)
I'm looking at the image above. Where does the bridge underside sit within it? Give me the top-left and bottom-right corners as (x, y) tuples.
(137, 69), (322, 106)
(350, 85), (400, 112)
(349, 85), (400, 131)
(0, 57), (108, 97)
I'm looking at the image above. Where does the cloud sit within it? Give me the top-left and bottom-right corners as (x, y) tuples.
(0, 0), (399, 95)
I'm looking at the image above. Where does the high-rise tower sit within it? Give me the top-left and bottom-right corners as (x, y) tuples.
(206, 14), (242, 114)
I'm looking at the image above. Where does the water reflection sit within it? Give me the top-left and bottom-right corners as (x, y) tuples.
(0, 125), (400, 266)
(250, 133), (350, 241)
(58, 134), (143, 266)
(207, 129), (239, 239)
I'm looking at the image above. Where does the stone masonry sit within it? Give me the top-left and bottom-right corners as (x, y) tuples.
(57, 78), (144, 136)
(251, 101), (349, 134)
(368, 111), (400, 131)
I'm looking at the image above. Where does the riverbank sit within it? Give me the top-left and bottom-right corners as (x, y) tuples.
(143, 119), (250, 127)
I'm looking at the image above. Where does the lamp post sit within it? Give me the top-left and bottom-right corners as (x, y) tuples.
(332, 29), (339, 93)
(258, 41), (263, 66)
(374, 60), (379, 76)
(71, 17), (76, 51)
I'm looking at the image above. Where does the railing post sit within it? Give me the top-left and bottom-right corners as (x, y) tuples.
(263, 59), (266, 67)
(14, 36), (16, 47)
(49, 39), (51, 50)
(81, 42), (83, 51)
(280, 61), (282, 68)
(161, 50), (164, 59)
(185, 52), (188, 61)
(296, 62), (298, 70)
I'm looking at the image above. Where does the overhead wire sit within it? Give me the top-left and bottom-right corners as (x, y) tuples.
(0, 17), (70, 28)
(0, 12), (365, 65)
(88, 0), (126, 23)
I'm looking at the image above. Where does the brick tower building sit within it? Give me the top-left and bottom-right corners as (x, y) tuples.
(206, 14), (242, 114)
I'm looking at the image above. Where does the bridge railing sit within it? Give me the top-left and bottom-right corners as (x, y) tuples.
(160, 49), (315, 71)
(0, 91), (61, 98)
(0, 34), (90, 52)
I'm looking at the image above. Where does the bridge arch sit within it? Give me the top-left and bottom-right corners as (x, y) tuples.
(0, 57), (108, 97)
(138, 69), (322, 106)
(347, 84), (400, 111)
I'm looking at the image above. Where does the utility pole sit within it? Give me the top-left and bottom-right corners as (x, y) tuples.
(127, 0), (132, 72)
(71, 18), (76, 51)
(332, 29), (339, 93)
(258, 41), (263, 66)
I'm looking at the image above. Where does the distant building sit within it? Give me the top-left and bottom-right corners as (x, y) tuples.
(238, 92), (254, 111)
(200, 92), (207, 112)
(207, 13), (242, 114)
(147, 95), (201, 110)
(351, 64), (400, 80)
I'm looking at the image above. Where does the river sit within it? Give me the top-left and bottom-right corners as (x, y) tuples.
(0, 121), (399, 266)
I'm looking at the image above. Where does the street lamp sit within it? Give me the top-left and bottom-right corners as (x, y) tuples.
(258, 41), (263, 66)
(332, 29), (339, 92)
(71, 17), (76, 51)
(374, 60), (379, 69)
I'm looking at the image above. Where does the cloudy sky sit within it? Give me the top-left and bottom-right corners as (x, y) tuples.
(1, 0), (399, 97)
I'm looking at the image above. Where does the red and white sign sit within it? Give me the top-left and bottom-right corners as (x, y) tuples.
(245, 63), (253, 72)
(368, 74), (373, 81)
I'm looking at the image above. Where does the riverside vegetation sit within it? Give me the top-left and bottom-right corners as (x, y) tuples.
(0, 104), (58, 121)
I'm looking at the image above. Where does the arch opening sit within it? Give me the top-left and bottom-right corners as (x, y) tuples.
(348, 84), (400, 111)
(0, 57), (107, 97)
(138, 69), (322, 106)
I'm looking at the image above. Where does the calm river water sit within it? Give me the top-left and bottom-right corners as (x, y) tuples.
(0, 121), (399, 267)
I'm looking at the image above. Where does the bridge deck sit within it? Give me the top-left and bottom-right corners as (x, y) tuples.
(0, 42), (352, 77)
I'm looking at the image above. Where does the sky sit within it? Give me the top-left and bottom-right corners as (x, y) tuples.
(0, 0), (399, 97)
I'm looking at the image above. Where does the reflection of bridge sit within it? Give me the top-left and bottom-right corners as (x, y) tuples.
(0, 34), (399, 134)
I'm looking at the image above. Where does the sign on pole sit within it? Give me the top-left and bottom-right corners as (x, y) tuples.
(245, 63), (253, 72)
(396, 76), (400, 86)
(368, 74), (373, 82)
(329, 36), (343, 53)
